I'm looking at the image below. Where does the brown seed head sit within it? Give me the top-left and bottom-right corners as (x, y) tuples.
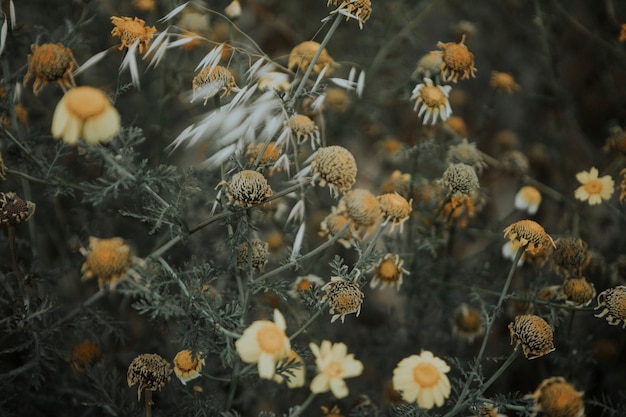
(226, 170), (272, 207)
(236, 239), (270, 271)
(595, 285), (626, 328)
(337, 188), (382, 228)
(530, 377), (585, 417)
(562, 278), (596, 307)
(311, 146), (357, 197)
(0, 192), (36, 226)
(442, 163), (479, 196)
(508, 314), (555, 359)
(322, 277), (364, 323)
(503, 220), (555, 257)
(111, 16), (157, 53)
(437, 35), (477, 83)
(127, 353), (172, 400)
(23, 43), (77, 95)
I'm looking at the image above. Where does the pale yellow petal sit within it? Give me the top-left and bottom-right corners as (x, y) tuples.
(257, 353), (276, 379)
(574, 186), (589, 202)
(310, 373), (329, 393)
(329, 377), (349, 399)
(576, 171), (590, 184)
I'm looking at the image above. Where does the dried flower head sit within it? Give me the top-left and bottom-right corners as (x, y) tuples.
(324, 87), (351, 112)
(319, 208), (358, 248)
(499, 150), (529, 175)
(225, 0), (242, 19)
(595, 286), (626, 328)
(413, 50), (443, 79)
(574, 167), (614, 205)
(173, 350), (204, 385)
(309, 340), (363, 398)
(111, 16), (157, 53)
(452, 304), (484, 343)
(235, 309), (290, 379)
(225, 170), (273, 207)
(0, 192), (36, 226)
(490, 71), (521, 94)
(376, 193), (412, 231)
(321, 276), (364, 323)
(331, 0), (372, 30)
(503, 220), (555, 257)
(286, 114), (320, 148)
(380, 170), (412, 199)
(442, 163), (479, 196)
(411, 78), (452, 125)
(446, 139), (487, 174)
(562, 278), (596, 307)
(337, 188), (382, 229)
(127, 353), (172, 400)
(550, 237), (590, 278)
(508, 314), (555, 359)
(288, 274), (325, 298)
(51, 86), (121, 145)
(288, 41), (338, 75)
(370, 253), (408, 290)
(392, 350), (451, 409)
(69, 340), (103, 371)
(236, 239), (270, 271)
(311, 146), (357, 197)
(437, 35), (477, 83)
(23, 43), (77, 95)
(514, 185), (542, 215)
(80, 237), (133, 290)
(246, 142), (282, 174)
(438, 195), (477, 228)
(529, 377), (585, 417)
(192, 65), (237, 105)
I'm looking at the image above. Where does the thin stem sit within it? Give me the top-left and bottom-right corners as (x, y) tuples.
(289, 392), (317, 417)
(288, 13), (343, 109)
(144, 389), (153, 417)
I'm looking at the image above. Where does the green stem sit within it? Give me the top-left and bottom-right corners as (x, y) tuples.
(289, 392), (317, 417)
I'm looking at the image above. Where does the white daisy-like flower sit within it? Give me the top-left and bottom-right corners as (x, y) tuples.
(235, 309), (290, 379)
(514, 185), (542, 215)
(411, 78), (452, 125)
(309, 340), (363, 399)
(392, 350), (451, 409)
(287, 274), (325, 299)
(574, 167), (614, 205)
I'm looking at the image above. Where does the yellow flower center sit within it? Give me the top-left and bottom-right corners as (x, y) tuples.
(66, 87), (109, 120)
(298, 279), (312, 291)
(323, 361), (343, 378)
(256, 323), (285, 353)
(378, 260), (398, 281)
(584, 179), (603, 195)
(175, 351), (199, 371)
(412, 362), (440, 388)
(420, 85), (445, 108)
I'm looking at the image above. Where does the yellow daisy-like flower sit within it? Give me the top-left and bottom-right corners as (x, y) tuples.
(309, 340), (363, 399)
(111, 16), (157, 54)
(574, 167), (614, 205)
(23, 43), (78, 95)
(273, 349), (306, 388)
(80, 237), (133, 290)
(173, 350), (205, 385)
(392, 350), (451, 409)
(370, 253), (409, 290)
(288, 274), (325, 299)
(411, 78), (452, 125)
(235, 309), (290, 379)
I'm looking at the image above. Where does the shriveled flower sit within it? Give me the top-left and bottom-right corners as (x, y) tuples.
(550, 237), (590, 278)
(321, 276), (364, 323)
(127, 353), (172, 400)
(288, 41), (338, 75)
(23, 43), (78, 95)
(309, 340), (363, 398)
(288, 274), (325, 299)
(377, 193), (412, 232)
(69, 340), (103, 371)
(246, 142), (282, 174)
(80, 237), (133, 290)
(562, 278), (596, 307)
(528, 377), (585, 417)
(451, 304), (484, 343)
(235, 309), (290, 379)
(273, 349), (306, 388)
(330, 0), (372, 30)
(499, 150), (529, 175)
(508, 314), (555, 359)
(286, 114), (320, 148)
(514, 185), (542, 215)
(446, 139), (487, 174)
(392, 350), (451, 409)
(370, 253), (408, 290)
(490, 71), (521, 94)
(311, 146), (357, 197)
(595, 285), (626, 328)
(224, 170), (273, 207)
(503, 220), (555, 257)
(173, 350), (204, 385)
(413, 50), (443, 79)
(0, 192), (36, 226)
(224, 0), (242, 19)
(111, 16), (157, 53)
(319, 208), (358, 249)
(51, 86), (121, 145)
(411, 78), (452, 125)
(324, 87), (351, 112)
(438, 195), (477, 228)
(437, 34), (477, 83)
(574, 167), (614, 205)
(441, 163), (479, 197)
(337, 188), (382, 231)
(236, 239), (270, 271)
(192, 65), (237, 105)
